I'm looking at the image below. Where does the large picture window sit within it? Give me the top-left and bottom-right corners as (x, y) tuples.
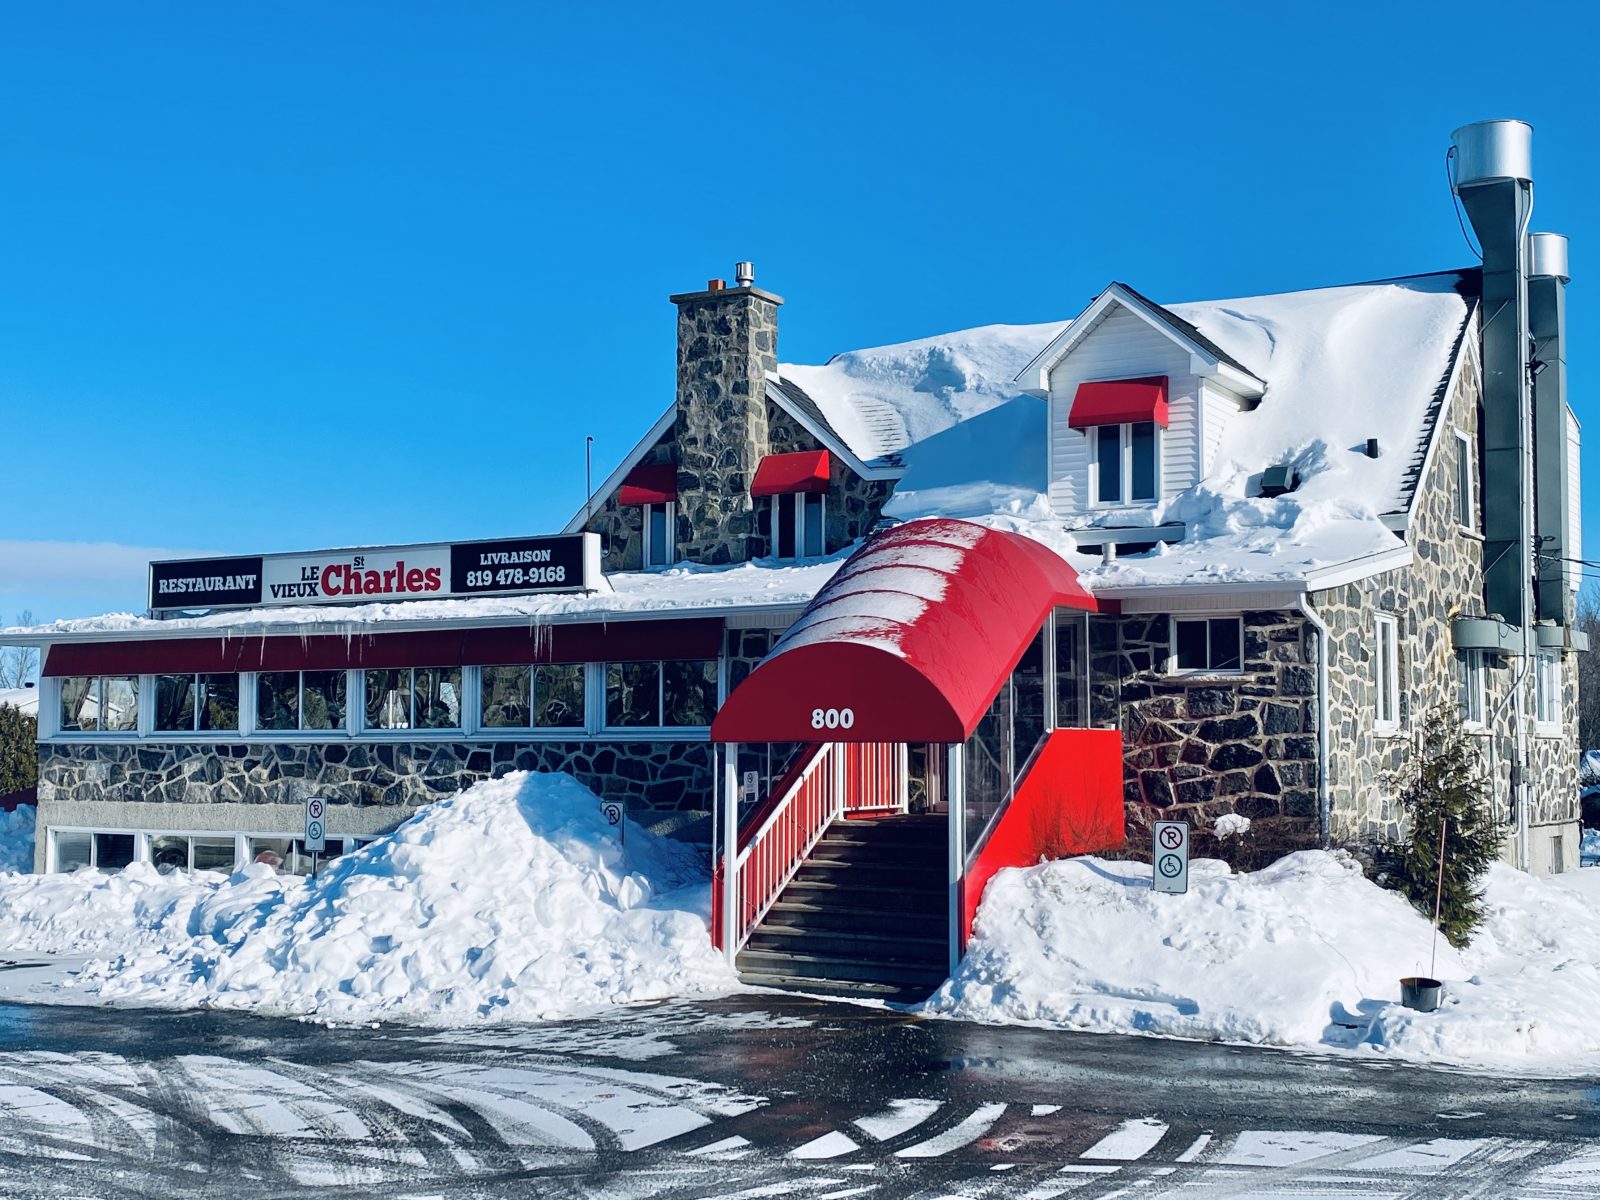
(255, 671), (347, 732)
(363, 667), (462, 731)
(1092, 421), (1159, 505)
(1170, 617), (1243, 674)
(606, 659), (717, 728)
(57, 676), (139, 733)
(155, 674), (240, 733)
(479, 663), (585, 729)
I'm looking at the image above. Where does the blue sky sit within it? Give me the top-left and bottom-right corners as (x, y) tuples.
(2, 1), (1597, 622)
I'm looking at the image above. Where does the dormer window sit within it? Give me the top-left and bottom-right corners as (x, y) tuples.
(1094, 422), (1159, 504)
(752, 449), (831, 561)
(618, 463), (679, 571)
(1070, 377), (1168, 507)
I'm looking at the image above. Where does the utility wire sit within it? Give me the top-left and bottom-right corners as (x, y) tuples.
(1446, 146), (1483, 263)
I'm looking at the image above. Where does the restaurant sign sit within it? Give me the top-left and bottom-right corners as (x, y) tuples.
(149, 533), (601, 613)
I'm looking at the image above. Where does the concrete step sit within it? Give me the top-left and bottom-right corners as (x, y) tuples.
(744, 924), (947, 965)
(736, 948), (948, 989)
(762, 898), (944, 934)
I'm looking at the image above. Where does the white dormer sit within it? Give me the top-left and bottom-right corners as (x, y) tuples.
(1015, 283), (1264, 520)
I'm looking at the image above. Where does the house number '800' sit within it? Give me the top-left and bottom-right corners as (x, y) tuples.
(810, 707), (855, 730)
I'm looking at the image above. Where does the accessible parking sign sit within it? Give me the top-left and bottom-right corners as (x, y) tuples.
(1152, 820), (1189, 895)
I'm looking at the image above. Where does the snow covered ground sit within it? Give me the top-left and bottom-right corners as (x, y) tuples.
(927, 850), (1600, 1073)
(0, 773), (734, 1022)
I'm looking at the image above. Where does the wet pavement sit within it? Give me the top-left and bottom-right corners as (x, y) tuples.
(0, 991), (1594, 1197)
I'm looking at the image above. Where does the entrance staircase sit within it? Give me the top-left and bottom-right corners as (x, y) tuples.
(735, 813), (947, 1002)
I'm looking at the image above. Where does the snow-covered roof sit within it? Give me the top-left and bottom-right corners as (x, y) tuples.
(0, 558), (845, 643)
(874, 270), (1476, 591)
(775, 320), (1069, 463)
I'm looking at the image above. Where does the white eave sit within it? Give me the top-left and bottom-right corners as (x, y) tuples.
(1013, 283), (1267, 400)
(1087, 543), (1414, 609)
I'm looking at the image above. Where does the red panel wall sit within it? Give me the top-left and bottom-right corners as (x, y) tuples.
(960, 728), (1125, 948)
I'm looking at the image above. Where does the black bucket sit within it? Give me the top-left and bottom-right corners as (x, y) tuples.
(1400, 976), (1442, 1013)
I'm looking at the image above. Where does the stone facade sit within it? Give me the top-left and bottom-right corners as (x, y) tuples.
(38, 737), (714, 826)
(671, 284), (780, 565)
(1313, 348), (1580, 864)
(759, 399), (895, 554)
(1101, 610), (1320, 839)
(586, 430), (675, 573)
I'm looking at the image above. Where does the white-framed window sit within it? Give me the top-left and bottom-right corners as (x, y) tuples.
(1169, 616), (1243, 675)
(1457, 650), (1487, 728)
(772, 492), (825, 560)
(362, 667), (463, 731)
(1091, 421), (1159, 505)
(56, 675), (139, 734)
(49, 826), (370, 875)
(604, 659), (718, 729)
(1534, 649), (1561, 731)
(1374, 613), (1400, 732)
(253, 671), (349, 732)
(50, 829), (137, 872)
(154, 674), (241, 733)
(642, 501), (675, 569)
(1454, 429), (1478, 532)
(478, 663), (586, 730)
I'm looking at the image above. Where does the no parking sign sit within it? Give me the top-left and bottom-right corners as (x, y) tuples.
(1152, 820), (1189, 895)
(303, 796), (327, 853)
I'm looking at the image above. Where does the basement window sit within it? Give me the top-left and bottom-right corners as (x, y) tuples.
(1170, 617), (1243, 675)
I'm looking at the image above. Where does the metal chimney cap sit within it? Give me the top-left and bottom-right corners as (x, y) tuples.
(1530, 232), (1570, 281)
(1451, 119), (1533, 189)
(735, 261), (755, 287)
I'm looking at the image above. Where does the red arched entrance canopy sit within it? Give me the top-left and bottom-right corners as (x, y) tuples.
(711, 518), (1104, 744)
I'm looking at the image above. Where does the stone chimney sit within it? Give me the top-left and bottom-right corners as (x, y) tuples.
(669, 267), (783, 565)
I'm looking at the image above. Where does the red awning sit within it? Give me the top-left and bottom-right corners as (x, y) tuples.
(750, 449), (830, 496)
(1068, 376), (1169, 428)
(711, 518), (1105, 744)
(617, 463), (677, 506)
(42, 618), (725, 677)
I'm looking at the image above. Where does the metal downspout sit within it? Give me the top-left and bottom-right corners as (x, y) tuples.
(1297, 595), (1333, 848)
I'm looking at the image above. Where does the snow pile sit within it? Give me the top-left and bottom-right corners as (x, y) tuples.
(1213, 813), (1251, 840)
(0, 807), (35, 874)
(0, 773), (734, 1022)
(779, 320), (1066, 461)
(928, 851), (1600, 1072)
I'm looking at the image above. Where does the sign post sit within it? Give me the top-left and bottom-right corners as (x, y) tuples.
(304, 795), (327, 874)
(1152, 820), (1189, 895)
(600, 800), (625, 846)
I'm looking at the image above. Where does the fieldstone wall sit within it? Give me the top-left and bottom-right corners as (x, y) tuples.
(1314, 344), (1580, 861)
(671, 285), (781, 565)
(37, 738), (715, 823)
(586, 431), (675, 573)
(1105, 611), (1320, 839)
(760, 401), (895, 555)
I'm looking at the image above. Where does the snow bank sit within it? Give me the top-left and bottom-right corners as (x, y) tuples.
(928, 851), (1600, 1072)
(0, 773), (734, 1022)
(0, 807), (35, 874)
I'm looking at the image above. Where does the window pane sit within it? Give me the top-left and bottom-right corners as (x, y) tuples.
(776, 493), (797, 558)
(55, 831), (91, 872)
(533, 664), (585, 728)
(1209, 619), (1241, 671)
(198, 675), (239, 732)
(155, 675), (197, 732)
(256, 672), (299, 731)
(192, 837), (236, 873)
(150, 835), (189, 873)
(606, 661), (660, 727)
(300, 671), (347, 730)
(647, 504), (669, 567)
(663, 660), (717, 727)
(59, 677), (93, 732)
(365, 669), (410, 729)
(1130, 422), (1157, 501)
(481, 664), (531, 728)
(94, 833), (136, 871)
(1095, 425), (1122, 503)
(414, 667), (462, 729)
(1457, 439), (1472, 526)
(803, 493), (825, 556)
(248, 836), (295, 873)
(1175, 620), (1207, 670)
(103, 677), (138, 732)
(1054, 612), (1085, 728)
(1012, 630), (1047, 755)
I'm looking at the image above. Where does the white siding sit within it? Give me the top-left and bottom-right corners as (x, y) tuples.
(1566, 407), (1582, 592)
(1198, 381), (1243, 479)
(1046, 304), (1198, 517)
